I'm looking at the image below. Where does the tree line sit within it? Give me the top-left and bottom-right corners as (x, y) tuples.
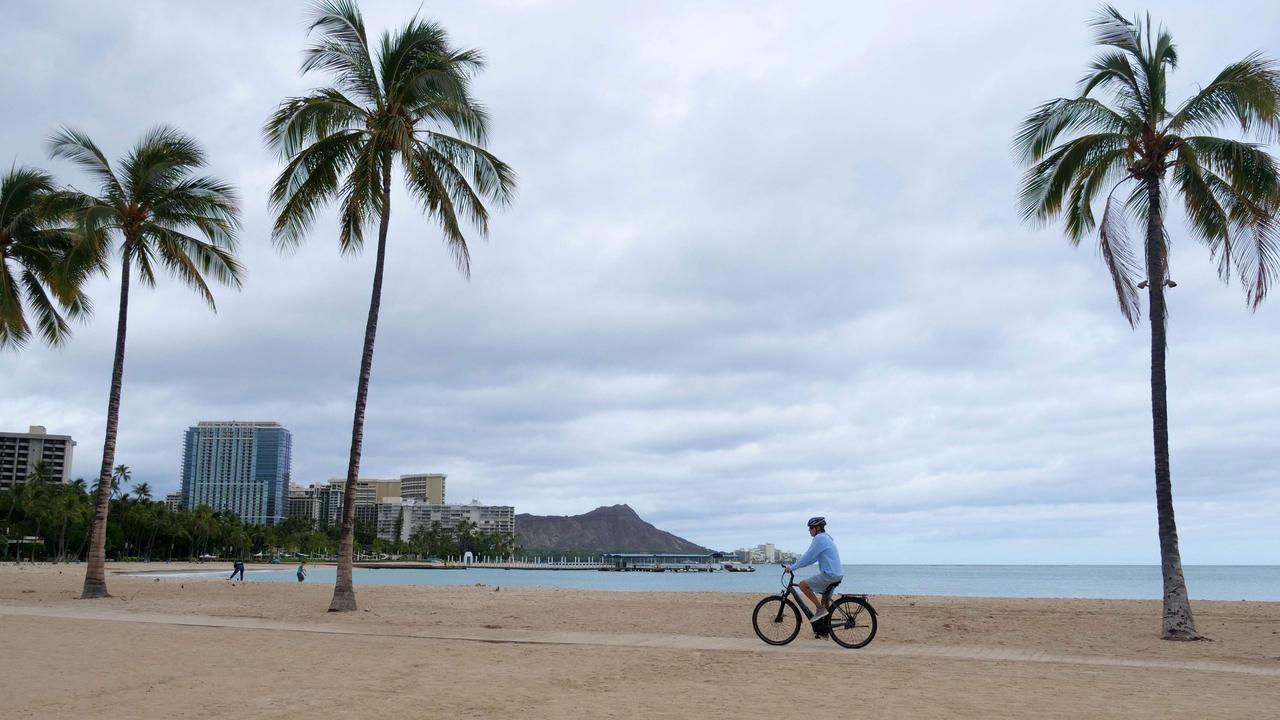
(0, 463), (516, 563)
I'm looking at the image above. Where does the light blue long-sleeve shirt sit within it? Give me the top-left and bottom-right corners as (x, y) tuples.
(790, 532), (842, 577)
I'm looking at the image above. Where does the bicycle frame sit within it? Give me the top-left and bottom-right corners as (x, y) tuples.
(779, 569), (836, 621)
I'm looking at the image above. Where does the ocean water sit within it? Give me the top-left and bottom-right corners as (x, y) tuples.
(138, 564), (1280, 601)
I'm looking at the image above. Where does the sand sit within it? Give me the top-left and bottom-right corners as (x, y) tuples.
(1, 562), (1277, 719)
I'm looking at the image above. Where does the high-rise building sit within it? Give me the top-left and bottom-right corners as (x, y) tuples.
(400, 473), (446, 504)
(164, 492), (183, 512)
(0, 425), (76, 490)
(328, 478), (401, 505)
(286, 483), (344, 527)
(180, 421), (292, 526)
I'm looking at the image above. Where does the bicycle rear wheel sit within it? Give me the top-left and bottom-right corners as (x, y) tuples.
(752, 596), (801, 645)
(827, 596), (877, 648)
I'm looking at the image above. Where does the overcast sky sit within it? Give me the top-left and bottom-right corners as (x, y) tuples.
(2, 0), (1277, 563)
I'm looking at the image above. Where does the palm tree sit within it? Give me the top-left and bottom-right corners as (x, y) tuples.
(49, 127), (243, 598)
(26, 460), (56, 485)
(0, 165), (96, 350)
(264, 0), (515, 611)
(132, 480), (151, 501)
(112, 465), (131, 500)
(1016, 6), (1280, 639)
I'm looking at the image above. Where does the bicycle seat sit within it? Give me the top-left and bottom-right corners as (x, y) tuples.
(821, 580), (842, 597)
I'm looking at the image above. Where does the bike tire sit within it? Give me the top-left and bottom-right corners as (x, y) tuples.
(827, 596), (877, 649)
(751, 596), (802, 646)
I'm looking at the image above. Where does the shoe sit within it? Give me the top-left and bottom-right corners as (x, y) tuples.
(811, 609), (829, 623)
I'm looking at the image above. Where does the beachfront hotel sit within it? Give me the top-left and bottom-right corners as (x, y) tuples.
(0, 425), (76, 490)
(180, 421), (292, 525)
(376, 498), (515, 542)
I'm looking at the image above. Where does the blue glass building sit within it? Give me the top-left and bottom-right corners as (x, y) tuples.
(180, 421), (292, 526)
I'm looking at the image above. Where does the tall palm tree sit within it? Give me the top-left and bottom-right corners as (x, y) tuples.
(132, 481), (151, 501)
(49, 127), (243, 599)
(264, 0), (515, 611)
(1016, 6), (1280, 639)
(0, 165), (96, 349)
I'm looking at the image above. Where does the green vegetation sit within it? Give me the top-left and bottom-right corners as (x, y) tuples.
(0, 481), (515, 563)
(0, 165), (95, 349)
(264, 0), (515, 611)
(1016, 6), (1280, 639)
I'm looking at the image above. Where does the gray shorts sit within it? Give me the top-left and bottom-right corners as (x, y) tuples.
(803, 571), (843, 595)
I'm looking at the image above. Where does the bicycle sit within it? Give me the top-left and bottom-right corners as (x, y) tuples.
(751, 567), (877, 648)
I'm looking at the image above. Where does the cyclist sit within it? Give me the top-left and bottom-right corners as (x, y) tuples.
(786, 516), (843, 623)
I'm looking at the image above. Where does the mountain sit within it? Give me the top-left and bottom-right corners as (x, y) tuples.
(515, 504), (711, 554)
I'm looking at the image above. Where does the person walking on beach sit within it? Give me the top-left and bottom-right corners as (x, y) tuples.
(786, 517), (843, 623)
(296, 561), (306, 583)
(229, 559), (245, 581)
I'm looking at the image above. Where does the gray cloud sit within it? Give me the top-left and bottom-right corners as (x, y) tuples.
(2, 0), (1278, 564)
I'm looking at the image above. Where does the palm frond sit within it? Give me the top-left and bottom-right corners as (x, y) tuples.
(147, 228), (217, 308)
(1090, 5), (1142, 56)
(1065, 149), (1131, 238)
(1184, 136), (1280, 203)
(1018, 133), (1129, 227)
(1098, 184), (1144, 327)
(0, 263), (31, 349)
(150, 175), (242, 251)
(1191, 160), (1279, 309)
(1168, 54), (1280, 139)
(1172, 150), (1232, 278)
(1079, 50), (1147, 116)
(19, 269), (73, 346)
(0, 166), (95, 350)
(1015, 97), (1132, 164)
(419, 131), (517, 208)
(264, 89), (368, 159)
(335, 146), (384, 255)
(402, 141), (470, 274)
(130, 240), (159, 289)
(46, 128), (125, 199)
(121, 127), (206, 208)
(303, 0), (381, 103)
(148, 225), (245, 305)
(268, 130), (365, 248)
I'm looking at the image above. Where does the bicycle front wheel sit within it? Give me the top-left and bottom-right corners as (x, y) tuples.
(751, 596), (801, 645)
(828, 596), (877, 648)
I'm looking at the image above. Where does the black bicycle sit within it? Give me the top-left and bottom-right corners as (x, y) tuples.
(751, 567), (877, 648)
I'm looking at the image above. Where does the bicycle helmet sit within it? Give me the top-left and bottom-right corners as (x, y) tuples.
(807, 516), (826, 529)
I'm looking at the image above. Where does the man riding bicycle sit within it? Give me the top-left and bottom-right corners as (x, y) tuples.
(786, 516), (843, 623)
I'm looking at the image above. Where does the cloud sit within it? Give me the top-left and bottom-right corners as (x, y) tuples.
(2, 0), (1278, 564)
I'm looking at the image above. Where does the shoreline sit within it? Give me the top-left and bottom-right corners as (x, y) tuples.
(72, 560), (1280, 602)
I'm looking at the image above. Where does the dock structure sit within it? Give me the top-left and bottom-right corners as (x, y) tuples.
(464, 557), (611, 570)
(601, 552), (724, 572)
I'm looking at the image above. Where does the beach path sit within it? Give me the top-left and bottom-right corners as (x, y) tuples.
(2, 564), (1278, 719)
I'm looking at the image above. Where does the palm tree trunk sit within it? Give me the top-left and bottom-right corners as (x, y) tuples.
(1144, 176), (1199, 640)
(330, 157), (394, 612)
(81, 253), (131, 599)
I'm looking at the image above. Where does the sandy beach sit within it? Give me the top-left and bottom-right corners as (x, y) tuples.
(1, 562), (1277, 719)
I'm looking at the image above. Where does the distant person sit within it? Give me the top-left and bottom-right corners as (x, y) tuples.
(786, 517), (843, 623)
(229, 559), (245, 581)
(296, 561), (307, 583)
